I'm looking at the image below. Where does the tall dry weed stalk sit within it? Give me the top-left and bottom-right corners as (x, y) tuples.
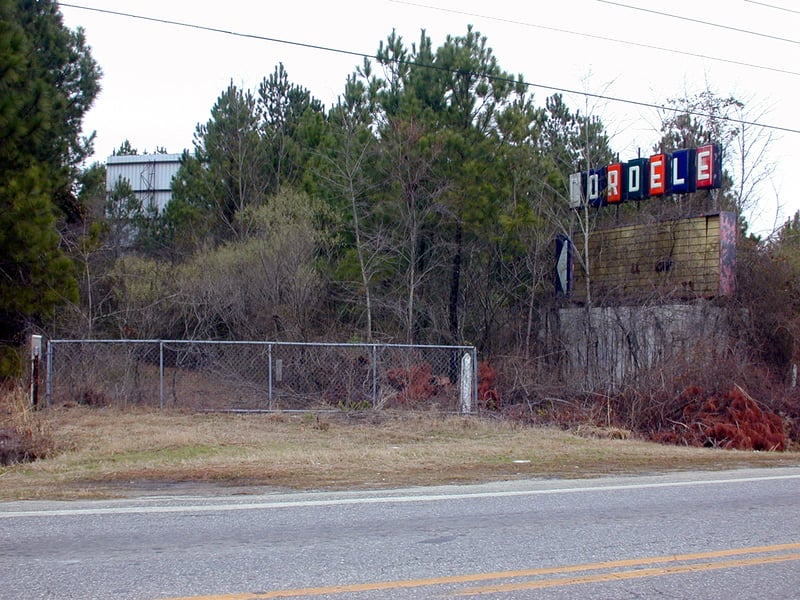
(0, 383), (54, 465)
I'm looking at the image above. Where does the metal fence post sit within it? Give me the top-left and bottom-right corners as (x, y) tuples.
(459, 351), (472, 415)
(371, 344), (378, 407)
(159, 340), (164, 410)
(473, 347), (478, 413)
(45, 339), (53, 407)
(268, 343), (273, 410)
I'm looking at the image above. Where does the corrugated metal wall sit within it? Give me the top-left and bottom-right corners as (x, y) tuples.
(106, 154), (181, 212)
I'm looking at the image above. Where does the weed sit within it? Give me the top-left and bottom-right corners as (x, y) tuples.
(337, 399), (372, 412)
(0, 384), (55, 465)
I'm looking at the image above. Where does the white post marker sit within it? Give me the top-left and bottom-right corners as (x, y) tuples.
(460, 352), (472, 414)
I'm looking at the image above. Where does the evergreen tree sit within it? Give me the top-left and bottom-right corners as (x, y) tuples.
(174, 82), (266, 242)
(0, 0), (100, 374)
(258, 63), (325, 192)
(169, 71), (325, 250)
(363, 27), (538, 346)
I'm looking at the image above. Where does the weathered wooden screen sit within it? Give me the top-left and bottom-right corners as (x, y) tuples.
(569, 212), (736, 303)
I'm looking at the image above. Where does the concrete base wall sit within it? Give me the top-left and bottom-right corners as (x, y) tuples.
(558, 303), (729, 390)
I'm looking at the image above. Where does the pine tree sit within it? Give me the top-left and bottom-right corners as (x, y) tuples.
(0, 0), (100, 375)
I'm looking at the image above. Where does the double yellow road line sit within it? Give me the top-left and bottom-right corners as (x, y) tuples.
(453, 542), (800, 595)
(167, 542), (800, 599)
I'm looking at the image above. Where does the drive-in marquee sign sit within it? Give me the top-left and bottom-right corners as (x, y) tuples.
(568, 143), (722, 208)
(556, 212), (737, 300)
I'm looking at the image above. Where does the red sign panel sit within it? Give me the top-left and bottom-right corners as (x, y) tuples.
(607, 163), (623, 203)
(696, 143), (721, 189)
(649, 153), (667, 196)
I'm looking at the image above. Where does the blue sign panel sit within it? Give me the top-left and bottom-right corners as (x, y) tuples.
(588, 168), (607, 207)
(626, 158), (649, 200)
(670, 148), (697, 194)
(555, 235), (573, 296)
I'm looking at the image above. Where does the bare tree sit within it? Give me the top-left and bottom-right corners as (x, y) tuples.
(379, 117), (450, 343)
(313, 74), (383, 341)
(655, 86), (777, 232)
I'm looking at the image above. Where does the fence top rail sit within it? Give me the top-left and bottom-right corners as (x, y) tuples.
(48, 339), (476, 351)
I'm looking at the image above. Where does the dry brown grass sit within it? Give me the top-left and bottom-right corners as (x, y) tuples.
(0, 384), (56, 465)
(1, 405), (799, 500)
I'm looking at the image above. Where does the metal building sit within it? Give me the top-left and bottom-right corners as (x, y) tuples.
(105, 153), (182, 213)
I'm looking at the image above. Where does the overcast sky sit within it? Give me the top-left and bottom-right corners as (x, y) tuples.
(59, 0), (800, 236)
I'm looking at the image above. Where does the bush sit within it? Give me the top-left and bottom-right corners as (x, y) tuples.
(385, 362), (444, 406)
(477, 361), (501, 410)
(0, 384), (55, 465)
(491, 347), (799, 451)
(652, 385), (788, 450)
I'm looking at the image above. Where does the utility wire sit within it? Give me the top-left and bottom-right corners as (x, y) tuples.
(59, 3), (371, 62)
(744, 0), (800, 16)
(598, 0), (800, 45)
(59, 2), (800, 135)
(391, 0), (800, 78)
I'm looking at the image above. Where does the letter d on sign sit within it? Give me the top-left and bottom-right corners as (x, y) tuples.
(626, 157), (649, 200)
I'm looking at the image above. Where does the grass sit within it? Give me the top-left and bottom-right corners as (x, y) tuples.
(1, 404), (799, 500)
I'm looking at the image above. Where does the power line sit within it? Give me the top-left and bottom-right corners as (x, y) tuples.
(59, 2), (800, 135)
(59, 3), (370, 62)
(598, 0), (800, 45)
(391, 0), (800, 78)
(744, 0), (800, 16)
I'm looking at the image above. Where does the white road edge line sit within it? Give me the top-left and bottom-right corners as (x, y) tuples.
(2, 472), (800, 519)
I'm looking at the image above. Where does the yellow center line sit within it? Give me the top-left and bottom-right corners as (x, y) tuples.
(161, 542), (800, 600)
(454, 552), (800, 596)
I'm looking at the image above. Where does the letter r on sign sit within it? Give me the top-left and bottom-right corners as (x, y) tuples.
(607, 163), (622, 203)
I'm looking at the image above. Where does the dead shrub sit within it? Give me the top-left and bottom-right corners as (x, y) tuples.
(0, 383), (56, 465)
(573, 424), (632, 440)
(490, 345), (799, 451)
(385, 362), (451, 407)
(477, 361), (501, 410)
(651, 385), (787, 450)
(74, 387), (112, 407)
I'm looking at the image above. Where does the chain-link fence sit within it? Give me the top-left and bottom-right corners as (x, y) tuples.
(45, 340), (477, 413)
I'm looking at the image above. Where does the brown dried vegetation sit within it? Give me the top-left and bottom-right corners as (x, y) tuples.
(652, 385), (788, 450)
(0, 384), (56, 465)
(489, 352), (799, 452)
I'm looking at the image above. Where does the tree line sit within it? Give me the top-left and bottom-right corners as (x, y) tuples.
(3, 0), (797, 400)
(73, 26), (622, 355)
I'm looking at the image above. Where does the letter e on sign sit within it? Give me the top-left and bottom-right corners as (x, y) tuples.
(697, 143), (722, 189)
(649, 153), (667, 196)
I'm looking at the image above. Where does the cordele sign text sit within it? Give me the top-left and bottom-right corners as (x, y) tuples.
(568, 143), (722, 208)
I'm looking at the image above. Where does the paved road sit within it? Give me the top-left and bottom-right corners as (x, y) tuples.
(1, 467), (799, 599)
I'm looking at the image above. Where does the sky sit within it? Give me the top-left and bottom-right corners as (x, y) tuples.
(58, 0), (800, 237)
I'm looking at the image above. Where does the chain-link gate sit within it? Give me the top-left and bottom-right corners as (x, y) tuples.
(45, 340), (477, 413)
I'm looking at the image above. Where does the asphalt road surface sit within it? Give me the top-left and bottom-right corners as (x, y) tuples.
(1, 467), (799, 599)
